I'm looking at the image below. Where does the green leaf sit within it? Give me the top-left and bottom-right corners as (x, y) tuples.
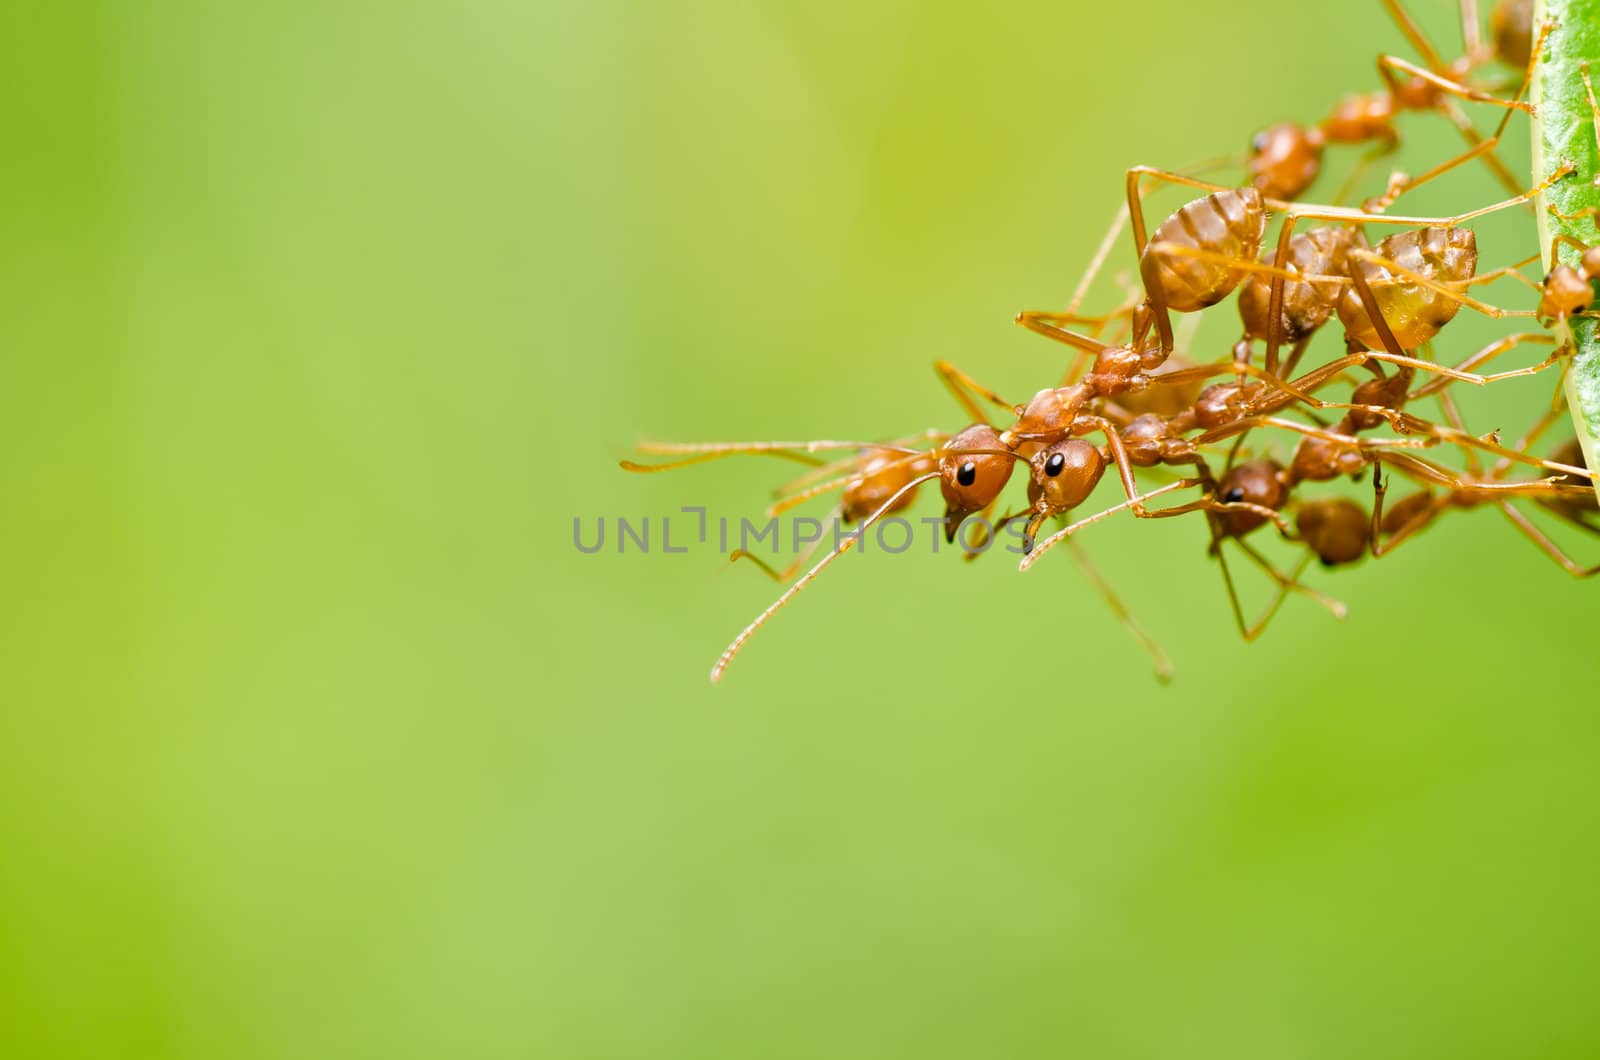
(1533, 0), (1600, 500)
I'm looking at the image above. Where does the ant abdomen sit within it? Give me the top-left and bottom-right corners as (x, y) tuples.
(1295, 498), (1371, 567)
(1139, 188), (1266, 313)
(1338, 226), (1477, 350)
(842, 450), (928, 523)
(1237, 226), (1361, 343)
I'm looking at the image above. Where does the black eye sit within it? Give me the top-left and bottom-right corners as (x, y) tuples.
(1045, 452), (1066, 477)
(1252, 131), (1269, 153)
(1224, 486), (1245, 503)
(957, 461), (977, 487)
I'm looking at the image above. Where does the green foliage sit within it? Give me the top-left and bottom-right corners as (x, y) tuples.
(1534, 0), (1600, 497)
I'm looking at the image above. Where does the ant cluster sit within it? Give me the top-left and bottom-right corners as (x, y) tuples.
(625, 0), (1600, 683)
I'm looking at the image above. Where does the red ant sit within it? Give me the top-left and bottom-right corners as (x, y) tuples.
(1247, 1), (1546, 204)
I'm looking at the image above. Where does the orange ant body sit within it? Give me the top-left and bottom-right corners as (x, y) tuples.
(1247, 1), (1543, 203)
(1538, 236), (1600, 327)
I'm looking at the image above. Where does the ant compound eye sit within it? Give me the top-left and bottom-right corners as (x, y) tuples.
(1224, 486), (1245, 503)
(1251, 131), (1269, 153)
(1045, 452), (1066, 477)
(957, 461), (977, 487)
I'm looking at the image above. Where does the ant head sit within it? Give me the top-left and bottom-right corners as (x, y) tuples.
(1540, 263), (1596, 322)
(1247, 122), (1324, 200)
(1295, 497), (1370, 567)
(1215, 459), (1287, 537)
(939, 424), (1016, 542)
(1025, 439), (1106, 517)
(842, 450), (924, 523)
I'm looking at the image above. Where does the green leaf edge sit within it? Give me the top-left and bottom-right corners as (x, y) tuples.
(1532, 0), (1600, 501)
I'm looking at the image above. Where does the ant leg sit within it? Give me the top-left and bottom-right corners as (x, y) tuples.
(1376, 449), (1590, 496)
(1498, 502), (1600, 576)
(731, 504), (841, 580)
(1348, 246), (1538, 322)
(1364, 15), (1546, 208)
(633, 438), (925, 459)
(1235, 537), (1348, 622)
(1065, 199), (1131, 317)
(1262, 211), (1307, 376)
(1379, 54), (1535, 113)
(1214, 539), (1338, 642)
(1088, 417), (1152, 516)
(710, 472), (940, 682)
(771, 430), (948, 498)
(1141, 495), (1296, 537)
(966, 505), (1025, 561)
(1377, 30), (1548, 207)
(1489, 405), (1571, 479)
(1278, 159), (1574, 230)
(1409, 332), (1561, 399)
(1018, 478), (1202, 571)
(1380, 0), (1448, 70)
(1213, 537), (1281, 642)
(934, 360), (1018, 424)
(1435, 389), (1485, 476)
(1015, 311), (1114, 356)
(1063, 537), (1174, 683)
(1369, 476), (1449, 557)
(1548, 232), (1596, 268)
(768, 450), (936, 517)
(622, 446), (830, 474)
(1458, 0), (1483, 59)
(1142, 240), (1351, 290)
(1332, 139), (1398, 207)
(1459, 253), (1545, 295)
(1070, 414), (1192, 521)
(1280, 336), (1316, 381)
(1196, 414), (1436, 453)
(1435, 99), (1533, 199)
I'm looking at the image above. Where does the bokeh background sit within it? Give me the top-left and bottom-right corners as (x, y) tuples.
(3, 1), (1597, 1056)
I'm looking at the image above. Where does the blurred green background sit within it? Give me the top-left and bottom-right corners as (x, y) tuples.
(3, 1), (1597, 1056)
